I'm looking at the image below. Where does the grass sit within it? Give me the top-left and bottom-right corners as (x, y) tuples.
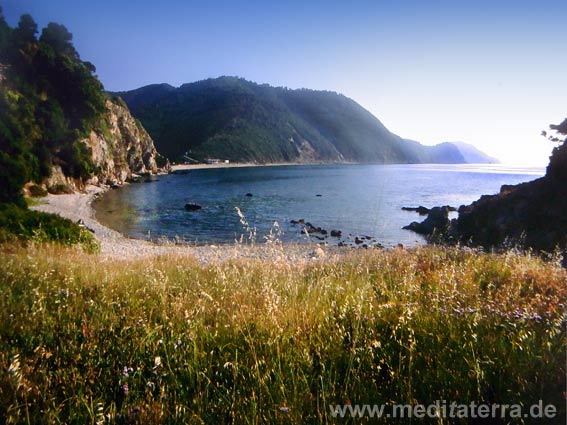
(0, 244), (565, 424)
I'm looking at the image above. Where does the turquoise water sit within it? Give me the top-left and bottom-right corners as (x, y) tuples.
(93, 164), (544, 247)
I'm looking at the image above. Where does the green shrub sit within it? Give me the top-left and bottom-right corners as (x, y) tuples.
(155, 153), (169, 168)
(0, 203), (98, 252)
(48, 183), (73, 194)
(28, 184), (47, 197)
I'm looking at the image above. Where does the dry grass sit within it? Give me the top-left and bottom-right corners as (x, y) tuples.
(0, 243), (565, 423)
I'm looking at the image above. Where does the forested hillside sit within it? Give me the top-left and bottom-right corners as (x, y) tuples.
(116, 77), (473, 164)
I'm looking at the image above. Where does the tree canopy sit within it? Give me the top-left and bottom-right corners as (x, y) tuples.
(40, 22), (78, 58)
(545, 118), (567, 181)
(14, 14), (38, 46)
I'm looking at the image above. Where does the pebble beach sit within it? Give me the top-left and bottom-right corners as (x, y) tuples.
(31, 183), (333, 264)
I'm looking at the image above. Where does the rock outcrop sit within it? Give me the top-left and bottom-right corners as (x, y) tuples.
(449, 125), (567, 253)
(452, 170), (566, 252)
(45, 98), (169, 192)
(401, 122), (567, 256)
(403, 206), (453, 235)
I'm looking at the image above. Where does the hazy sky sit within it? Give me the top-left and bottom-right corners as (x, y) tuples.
(4, 0), (566, 165)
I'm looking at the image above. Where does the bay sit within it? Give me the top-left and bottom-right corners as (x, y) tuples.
(93, 164), (544, 247)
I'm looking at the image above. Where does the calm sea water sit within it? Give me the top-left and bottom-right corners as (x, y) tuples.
(93, 164), (544, 247)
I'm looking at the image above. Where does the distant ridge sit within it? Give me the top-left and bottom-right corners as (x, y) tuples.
(448, 142), (499, 164)
(113, 77), (490, 165)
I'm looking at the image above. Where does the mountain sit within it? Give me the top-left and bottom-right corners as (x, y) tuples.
(0, 11), (168, 205)
(114, 77), (472, 164)
(448, 142), (499, 164)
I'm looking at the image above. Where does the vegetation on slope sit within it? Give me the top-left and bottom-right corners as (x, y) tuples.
(0, 9), (107, 205)
(0, 203), (98, 252)
(115, 77), (467, 164)
(0, 8), (107, 250)
(0, 244), (564, 423)
(0, 8), (172, 252)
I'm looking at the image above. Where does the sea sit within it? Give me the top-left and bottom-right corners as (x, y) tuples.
(93, 164), (545, 247)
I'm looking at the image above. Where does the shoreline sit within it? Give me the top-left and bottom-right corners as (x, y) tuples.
(170, 161), (343, 172)
(170, 162), (546, 171)
(29, 163), (542, 261)
(30, 185), (333, 263)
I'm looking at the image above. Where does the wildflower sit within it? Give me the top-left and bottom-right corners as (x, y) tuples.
(279, 406), (290, 413)
(122, 366), (134, 377)
(154, 356), (162, 368)
(122, 384), (129, 395)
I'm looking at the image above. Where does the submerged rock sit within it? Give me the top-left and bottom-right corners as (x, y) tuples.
(184, 203), (202, 211)
(304, 222), (324, 234)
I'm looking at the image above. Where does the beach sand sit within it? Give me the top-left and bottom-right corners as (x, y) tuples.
(171, 162), (259, 171)
(31, 185), (333, 263)
(169, 161), (318, 172)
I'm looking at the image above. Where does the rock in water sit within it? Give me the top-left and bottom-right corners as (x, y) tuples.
(185, 203), (202, 211)
(403, 206), (451, 235)
(402, 206), (430, 215)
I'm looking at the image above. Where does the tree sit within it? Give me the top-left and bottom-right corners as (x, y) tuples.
(0, 6), (11, 55)
(39, 22), (78, 59)
(544, 118), (567, 181)
(13, 14), (38, 45)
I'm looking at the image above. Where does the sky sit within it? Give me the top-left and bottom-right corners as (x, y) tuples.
(3, 0), (566, 166)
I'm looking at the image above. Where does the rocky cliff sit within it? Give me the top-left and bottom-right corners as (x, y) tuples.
(43, 98), (169, 192)
(451, 123), (567, 253)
